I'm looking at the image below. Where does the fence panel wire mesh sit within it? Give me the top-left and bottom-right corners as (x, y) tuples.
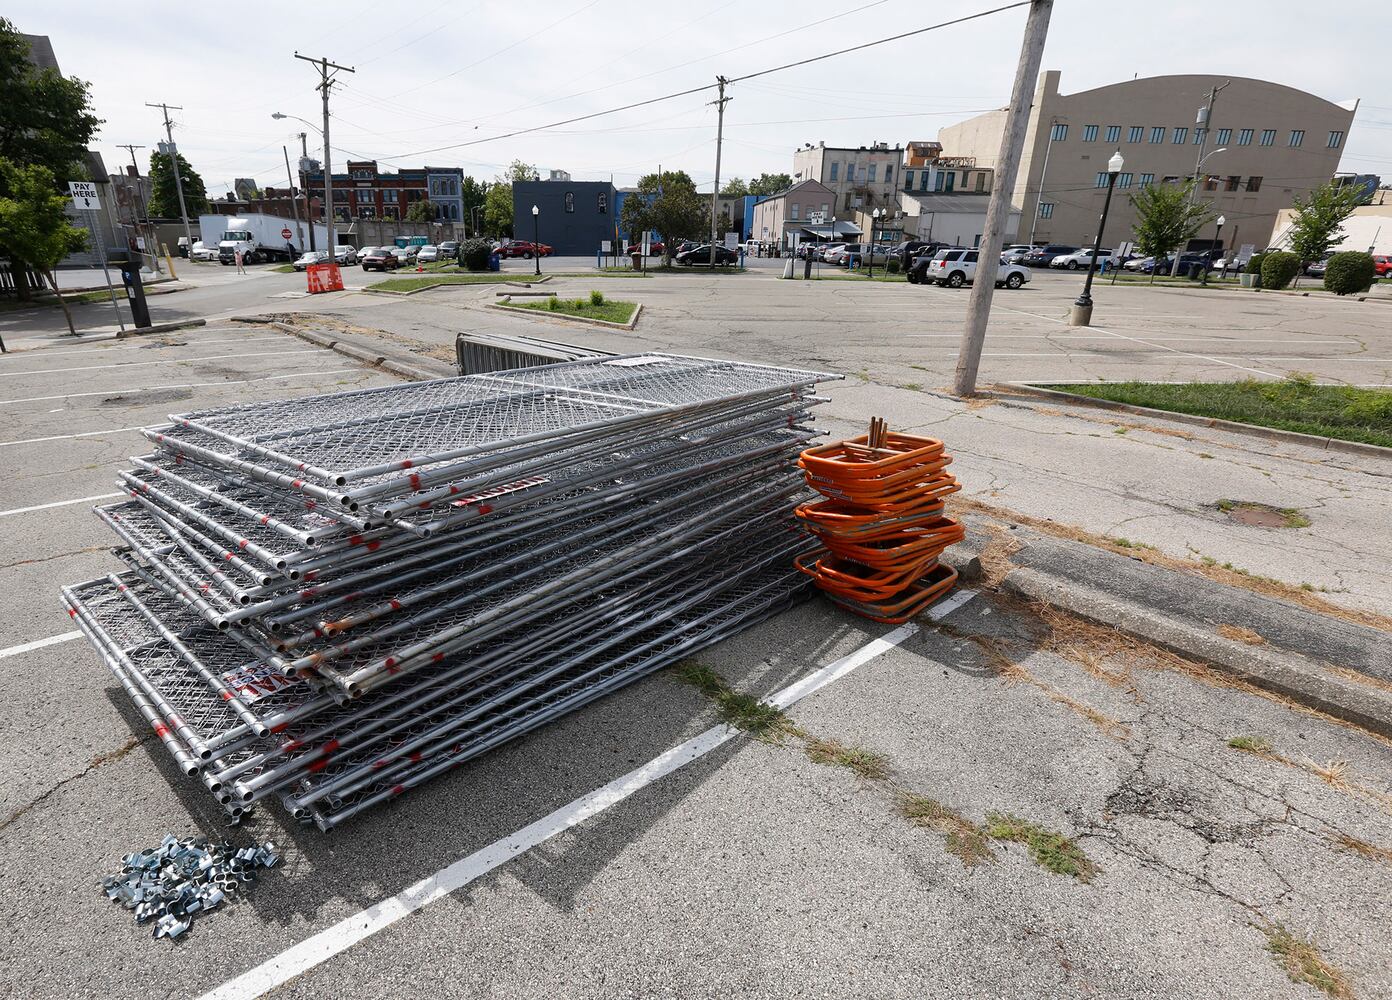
(61, 353), (840, 829)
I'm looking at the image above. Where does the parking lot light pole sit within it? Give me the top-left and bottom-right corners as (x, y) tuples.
(1069, 149), (1123, 327)
(532, 205), (541, 276)
(1203, 215), (1225, 286)
(867, 208), (880, 279)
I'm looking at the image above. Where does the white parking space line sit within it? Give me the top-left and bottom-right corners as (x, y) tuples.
(0, 493), (124, 517)
(0, 426), (146, 448)
(0, 349), (321, 379)
(197, 590), (976, 1000)
(904, 335), (1350, 344)
(1, 367), (360, 406)
(0, 631), (82, 660)
(2, 335), (288, 360)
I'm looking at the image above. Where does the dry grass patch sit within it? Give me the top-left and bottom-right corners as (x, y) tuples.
(976, 523), (1023, 588)
(1218, 624), (1268, 645)
(1331, 833), (1392, 867)
(900, 794), (996, 867)
(1227, 735), (1274, 756)
(1263, 924), (1354, 999)
(804, 736), (891, 781)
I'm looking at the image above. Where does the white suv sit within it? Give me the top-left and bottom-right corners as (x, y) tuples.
(926, 249), (1031, 289)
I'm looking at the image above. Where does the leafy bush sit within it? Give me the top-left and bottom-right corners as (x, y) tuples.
(1323, 252), (1376, 296)
(546, 295), (560, 311)
(1342, 391), (1392, 425)
(1260, 251), (1301, 290)
(589, 289), (604, 306)
(573, 298), (586, 310)
(886, 258), (901, 274)
(1245, 251), (1266, 278)
(459, 239), (492, 272)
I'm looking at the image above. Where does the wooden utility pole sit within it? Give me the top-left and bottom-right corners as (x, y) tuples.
(294, 53), (355, 250)
(952, 0), (1053, 396)
(146, 102), (193, 256)
(708, 76), (729, 268)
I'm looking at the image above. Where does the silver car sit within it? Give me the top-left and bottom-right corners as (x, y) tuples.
(416, 245), (440, 263)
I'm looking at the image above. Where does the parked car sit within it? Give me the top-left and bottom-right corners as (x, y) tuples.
(825, 243), (861, 266)
(329, 245), (358, 266)
(391, 247), (416, 266)
(814, 243), (844, 262)
(906, 249), (951, 284)
(359, 247), (401, 272)
(188, 241), (219, 262)
(416, 245), (440, 263)
(1021, 244), (1079, 268)
(675, 243), (738, 266)
(292, 250), (329, 272)
(438, 240), (460, 257)
(923, 248), (1031, 289)
(1373, 255), (1392, 277)
(1049, 248), (1116, 270)
(496, 239), (554, 259)
(625, 241), (666, 255)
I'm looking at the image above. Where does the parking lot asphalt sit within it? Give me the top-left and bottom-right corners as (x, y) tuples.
(2, 321), (1391, 999)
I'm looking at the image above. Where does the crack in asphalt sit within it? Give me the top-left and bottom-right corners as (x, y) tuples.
(0, 736), (139, 833)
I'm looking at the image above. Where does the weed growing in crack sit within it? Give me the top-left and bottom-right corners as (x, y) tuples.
(1263, 924), (1353, 999)
(900, 794), (995, 867)
(1218, 624), (1267, 645)
(1330, 833), (1392, 867)
(804, 736), (891, 781)
(985, 813), (1097, 882)
(1227, 735), (1274, 755)
(676, 662), (797, 742)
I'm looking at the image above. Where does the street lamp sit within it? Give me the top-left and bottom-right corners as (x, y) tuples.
(1069, 149), (1124, 327)
(868, 207), (881, 279)
(1202, 214), (1226, 286)
(531, 204), (541, 276)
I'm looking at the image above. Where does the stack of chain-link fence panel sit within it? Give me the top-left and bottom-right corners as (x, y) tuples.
(62, 353), (840, 830)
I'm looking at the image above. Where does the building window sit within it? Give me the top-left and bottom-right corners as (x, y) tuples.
(383, 190), (398, 203)
(1203, 175), (1219, 191)
(597, 192), (607, 214)
(1173, 127), (1188, 144)
(904, 169), (914, 191)
(358, 207), (373, 219)
(1150, 127), (1165, 143)
(1289, 129), (1304, 147)
(1216, 128), (1231, 145)
(1162, 175), (1181, 185)
(821, 203), (828, 215)
(1139, 173), (1155, 188)
(1128, 126), (1143, 143)
(1194, 127), (1206, 144)
(1259, 129), (1276, 146)
(564, 191), (574, 213)
(790, 202), (799, 220)
(868, 163), (877, 182)
(884, 164), (892, 185)
(856, 165), (866, 183)
(829, 162), (839, 182)
(1082, 125), (1098, 142)
(1327, 130), (1344, 148)
(1037, 202), (1054, 219)
(1224, 175), (1241, 191)
(1050, 122), (1068, 142)
(974, 172), (985, 192)
(1246, 175), (1263, 192)
(919, 171), (929, 192)
(1095, 172), (1109, 188)
(1117, 172), (1133, 189)
(1105, 125), (1121, 143)
(1237, 128), (1253, 146)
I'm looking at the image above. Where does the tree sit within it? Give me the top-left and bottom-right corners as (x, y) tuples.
(484, 182), (513, 237)
(1128, 180), (1212, 283)
(0, 158), (88, 330)
(721, 177), (748, 197)
(0, 19), (102, 180)
(505, 159), (538, 183)
(405, 199), (436, 223)
(1285, 180), (1363, 269)
(148, 150), (208, 218)
(748, 173), (792, 196)
(461, 176), (487, 235)
(621, 170), (705, 264)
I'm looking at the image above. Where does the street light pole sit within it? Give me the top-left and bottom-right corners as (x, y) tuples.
(532, 204), (541, 276)
(1030, 117), (1063, 246)
(1069, 149), (1123, 327)
(1202, 215), (1225, 286)
(867, 208), (880, 279)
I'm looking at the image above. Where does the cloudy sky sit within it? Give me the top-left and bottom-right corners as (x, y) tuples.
(21, 1), (1392, 197)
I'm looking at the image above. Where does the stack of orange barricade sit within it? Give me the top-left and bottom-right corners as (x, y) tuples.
(794, 417), (965, 623)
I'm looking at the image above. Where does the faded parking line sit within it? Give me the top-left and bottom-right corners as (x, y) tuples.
(0, 493), (124, 518)
(0, 367), (361, 406)
(0, 631), (82, 660)
(197, 588), (975, 1000)
(0, 349), (321, 379)
(0, 426), (146, 448)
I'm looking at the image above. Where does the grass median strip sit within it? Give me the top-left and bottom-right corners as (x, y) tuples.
(1040, 374), (1392, 449)
(502, 293), (638, 325)
(369, 274), (538, 292)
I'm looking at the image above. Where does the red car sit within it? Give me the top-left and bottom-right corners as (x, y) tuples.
(496, 240), (554, 259)
(624, 241), (665, 255)
(1373, 255), (1392, 277)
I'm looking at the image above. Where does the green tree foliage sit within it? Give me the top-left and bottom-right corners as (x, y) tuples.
(0, 19), (102, 180)
(1286, 181), (1364, 266)
(1260, 251), (1301, 290)
(1322, 251), (1376, 295)
(748, 173), (792, 196)
(148, 150), (208, 218)
(620, 170), (705, 264)
(460, 176), (487, 234)
(0, 158), (88, 329)
(405, 199), (436, 223)
(1127, 180), (1211, 282)
(720, 177), (748, 196)
(484, 182), (513, 237)
(504, 159), (538, 183)
(458, 238), (492, 271)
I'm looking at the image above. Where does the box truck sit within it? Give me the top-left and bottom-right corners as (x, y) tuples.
(197, 214), (333, 266)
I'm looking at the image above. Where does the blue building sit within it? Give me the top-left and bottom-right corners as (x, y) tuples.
(513, 180), (618, 255)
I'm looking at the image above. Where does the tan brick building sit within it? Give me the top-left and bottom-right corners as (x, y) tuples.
(939, 71), (1358, 250)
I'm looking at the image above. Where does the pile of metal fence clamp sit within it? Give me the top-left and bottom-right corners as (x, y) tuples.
(60, 354), (841, 830)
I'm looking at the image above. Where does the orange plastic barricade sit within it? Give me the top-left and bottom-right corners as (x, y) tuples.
(794, 417), (965, 623)
(306, 262), (345, 294)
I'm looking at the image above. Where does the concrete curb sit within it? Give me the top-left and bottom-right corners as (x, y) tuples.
(229, 316), (452, 382)
(362, 276), (550, 296)
(115, 318), (208, 340)
(490, 298), (642, 331)
(942, 519), (1392, 738)
(1004, 382), (1392, 460)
